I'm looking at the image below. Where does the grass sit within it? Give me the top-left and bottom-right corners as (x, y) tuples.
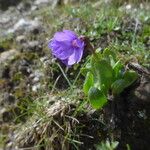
(1, 0), (150, 149)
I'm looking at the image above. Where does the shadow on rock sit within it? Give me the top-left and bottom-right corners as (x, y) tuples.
(0, 0), (22, 11)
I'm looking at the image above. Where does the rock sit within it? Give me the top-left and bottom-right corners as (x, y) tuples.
(0, 49), (19, 64)
(12, 59), (31, 76)
(1, 108), (14, 122)
(0, 7), (20, 37)
(28, 41), (39, 50)
(28, 25), (42, 35)
(40, 56), (52, 68)
(0, 0), (21, 11)
(2, 92), (15, 105)
(134, 75), (150, 102)
(16, 35), (26, 44)
(126, 4), (132, 10)
(0, 14), (11, 24)
(29, 70), (44, 92)
(33, 0), (78, 8)
(31, 5), (38, 11)
(30, 70), (44, 78)
(17, 1), (31, 12)
(32, 83), (41, 92)
(56, 0), (80, 5)
(34, 0), (49, 5)
(0, 65), (10, 79)
(30, 69), (44, 83)
(7, 18), (40, 34)
(25, 41), (42, 52)
(108, 69), (150, 150)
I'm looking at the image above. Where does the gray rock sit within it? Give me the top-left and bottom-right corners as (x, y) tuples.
(0, 49), (20, 64)
(0, 0), (21, 11)
(29, 70), (44, 92)
(0, 65), (9, 79)
(25, 41), (42, 52)
(0, 50), (19, 79)
(0, 7), (20, 36)
(31, 5), (38, 11)
(7, 18), (40, 34)
(2, 110), (14, 122)
(30, 69), (44, 84)
(28, 24), (42, 35)
(34, 0), (49, 5)
(2, 92), (15, 105)
(28, 41), (39, 49)
(40, 56), (53, 68)
(32, 83), (41, 92)
(16, 35), (26, 44)
(1, 108), (14, 122)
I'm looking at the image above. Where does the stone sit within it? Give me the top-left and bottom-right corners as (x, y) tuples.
(2, 111), (14, 122)
(7, 18), (40, 34)
(30, 69), (44, 83)
(0, 49), (19, 64)
(32, 83), (41, 92)
(28, 41), (39, 50)
(34, 0), (49, 5)
(16, 35), (26, 44)
(0, 0), (21, 11)
(2, 92), (15, 105)
(0, 65), (10, 78)
(25, 41), (42, 52)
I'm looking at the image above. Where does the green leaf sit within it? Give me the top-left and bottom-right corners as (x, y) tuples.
(103, 48), (116, 60)
(88, 87), (107, 109)
(111, 141), (119, 149)
(103, 48), (116, 66)
(83, 72), (94, 95)
(113, 60), (124, 80)
(81, 67), (90, 76)
(123, 70), (138, 87)
(111, 79), (127, 94)
(94, 59), (113, 92)
(81, 62), (91, 76)
(112, 71), (138, 94)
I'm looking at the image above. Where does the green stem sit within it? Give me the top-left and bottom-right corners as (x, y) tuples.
(57, 63), (72, 88)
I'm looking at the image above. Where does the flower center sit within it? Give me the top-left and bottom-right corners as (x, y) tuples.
(72, 39), (79, 48)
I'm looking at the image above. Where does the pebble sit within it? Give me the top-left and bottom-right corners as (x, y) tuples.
(32, 83), (41, 92)
(30, 69), (44, 83)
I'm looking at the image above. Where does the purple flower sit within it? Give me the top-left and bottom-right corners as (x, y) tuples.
(48, 30), (85, 66)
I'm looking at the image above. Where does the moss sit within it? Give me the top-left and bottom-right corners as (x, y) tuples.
(0, 34), (14, 50)
(22, 52), (39, 62)
(12, 72), (23, 82)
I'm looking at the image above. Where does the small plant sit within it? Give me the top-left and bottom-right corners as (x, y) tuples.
(95, 140), (119, 150)
(83, 47), (138, 109)
(48, 30), (138, 109)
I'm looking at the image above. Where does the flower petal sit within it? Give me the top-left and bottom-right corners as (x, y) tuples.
(49, 40), (74, 60)
(67, 46), (84, 65)
(73, 39), (84, 63)
(54, 30), (77, 42)
(63, 30), (77, 39)
(67, 50), (77, 65)
(74, 46), (84, 63)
